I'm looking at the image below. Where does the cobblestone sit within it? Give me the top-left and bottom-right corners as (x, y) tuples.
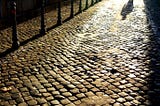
(36, 98), (47, 104)
(60, 98), (71, 105)
(0, 0), (160, 105)
(50, 100), (60, 105)
(18, 102), (27, 106)
(27, 99), (38, 105)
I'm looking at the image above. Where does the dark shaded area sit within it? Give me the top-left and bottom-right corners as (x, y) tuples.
(144, 0), (160, 105)
(0, 0), (97, 58)
(0, 2), (52, 30)
(144, 0), (160, 34)
(121, 0), (134, 20)
(109, 68), (118, 74)
(0, 48), (16, 58)
(0, 33), (43, 58)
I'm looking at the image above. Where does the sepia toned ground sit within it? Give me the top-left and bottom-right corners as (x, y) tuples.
(0, 0), (160, 105)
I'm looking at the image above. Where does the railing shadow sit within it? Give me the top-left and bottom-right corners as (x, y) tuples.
(0, 33), (43, 58)
(0, 0), (100, 58)
(121, 0), (134, 20)
(144, 0), (160, 105)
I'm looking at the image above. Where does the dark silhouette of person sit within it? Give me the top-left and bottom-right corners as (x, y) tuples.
(121, 0), (134, 20)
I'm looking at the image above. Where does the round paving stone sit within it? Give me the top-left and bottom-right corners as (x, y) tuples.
(27, 99), (38, 106)
(132, 100), (141, 105)
(51, 100), (60, 105)
(43, 93), (51, 97)
(111, 94), (120, 99)
(18, 102), (28, 106)
(80, 88), (88, 93)
(36, 98), (47, 104)
(76, 93), (86, 99)
(70, 88), (80, 94)
(60, 98), (71, 105)
(59, 88), (68, 93)
(125, 96), (134, 101)
(62, 92), (72, 97)
(85, 91), (95, 97)
(116, 98), (126, 103)
(47, 88), (56, 92)
(16, 98), (24, 104)
(46, 96), (54, 101)
(66, 103), (76, 106)
(52, 91), (60, 95)
(118, 92), (128, 98)
(67, 84), (76, 89)
(130, 87), (140, 91)
(118, 85), (126, 89)
(124, 102), (132, 106)
(73, 100), (81, 105)
(113, 102), (122, 106)
(55, 95), (65, 99)
(68, 96), (78, 101)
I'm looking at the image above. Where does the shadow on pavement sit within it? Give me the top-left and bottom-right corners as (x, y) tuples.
(144, 0), (160, 105)
(0, 48), (15, 58)
(121, 0), (134, 20)
(0, 1), (76, 58)
(0, 33), (44, 58)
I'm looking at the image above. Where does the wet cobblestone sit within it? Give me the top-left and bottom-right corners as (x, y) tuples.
(0, 0), (160, 105)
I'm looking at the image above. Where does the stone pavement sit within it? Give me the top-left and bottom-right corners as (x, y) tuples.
(0, 0), (160, 105)
(0, 0), (88, 54)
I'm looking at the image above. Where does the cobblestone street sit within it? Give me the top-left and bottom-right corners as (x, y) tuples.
(0, 0), (160, 105)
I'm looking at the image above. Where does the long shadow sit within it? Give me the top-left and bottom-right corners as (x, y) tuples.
(121, 0), (134, 20)
(0, 0), (98, 58)
(0, 33), (44, 58)
(144, 0), (160, 105)
(0, 24), (61, 58)
(0, 2), (67, 58)
(0, 48), (16, 58)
